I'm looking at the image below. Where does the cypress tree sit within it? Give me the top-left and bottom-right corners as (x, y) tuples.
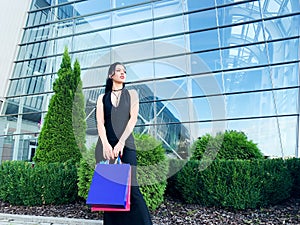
(72, 59), (87, 153)
(33, 48), (83, 164)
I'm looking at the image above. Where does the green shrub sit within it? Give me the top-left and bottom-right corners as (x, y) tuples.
(286, 158), (300, 198)
(77, 144), (95, 199)
(0, 160), (78, 206)
(166, 158), (187, 199)
(175, 159), (292, 210)
(191, 130), (264, 161)
(135, 133), (169, 211)
(258, 159), (292, 206)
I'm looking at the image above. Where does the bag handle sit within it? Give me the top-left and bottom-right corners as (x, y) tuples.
(100, 155), (122, 165)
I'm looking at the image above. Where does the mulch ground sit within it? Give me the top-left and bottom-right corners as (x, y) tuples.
(0, 195), (299, 224)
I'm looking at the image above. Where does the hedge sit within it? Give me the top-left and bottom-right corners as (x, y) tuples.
(172, 158), (293, 209)
(0, 160), (78, 206)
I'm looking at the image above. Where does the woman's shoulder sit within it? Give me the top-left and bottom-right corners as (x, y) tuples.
(127, 89), (138, 97)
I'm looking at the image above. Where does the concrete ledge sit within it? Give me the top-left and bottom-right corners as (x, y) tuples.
(0, 213), (102, 225)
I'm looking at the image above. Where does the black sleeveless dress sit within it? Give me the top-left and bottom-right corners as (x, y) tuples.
(95, 88), (153, 225)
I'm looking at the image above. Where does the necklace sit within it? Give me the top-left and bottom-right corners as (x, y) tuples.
(111, 90), (121, 107)
(112, 87), (123, 92)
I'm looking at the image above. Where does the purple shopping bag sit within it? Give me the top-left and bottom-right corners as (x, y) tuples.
(86, 163), (131, 211)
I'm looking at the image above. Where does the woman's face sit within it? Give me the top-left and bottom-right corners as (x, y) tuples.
(111, 64), (126, 83)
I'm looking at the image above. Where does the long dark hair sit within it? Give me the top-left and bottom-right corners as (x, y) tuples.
(104, 62), (126, 94)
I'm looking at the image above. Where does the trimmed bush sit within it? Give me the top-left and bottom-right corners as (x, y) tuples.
(0, 161), (78, 206)
(286, 158), (300, 198)
(191, 130), (264, 161)
(175, 159), (292, 209)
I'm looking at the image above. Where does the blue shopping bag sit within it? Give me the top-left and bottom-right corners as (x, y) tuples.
(86, 161), (131, 211)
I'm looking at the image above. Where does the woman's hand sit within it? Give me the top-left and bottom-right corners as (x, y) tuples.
(102, 142), (114, 160)
(113, 142), (125, 158)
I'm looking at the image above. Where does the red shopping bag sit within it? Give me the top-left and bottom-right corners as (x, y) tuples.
(86, 162), (131, 211)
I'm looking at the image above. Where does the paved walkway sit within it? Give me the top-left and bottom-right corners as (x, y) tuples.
(0, 213), (102, 225)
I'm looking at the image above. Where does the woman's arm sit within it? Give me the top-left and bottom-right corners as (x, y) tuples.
(113, 89), (139, 157)
(96, 94), (114, 160)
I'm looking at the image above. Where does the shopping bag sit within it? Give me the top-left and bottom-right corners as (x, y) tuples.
(86, 161), (131, 211)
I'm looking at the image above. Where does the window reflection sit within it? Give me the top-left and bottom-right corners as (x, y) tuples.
(153, 0), (183, 18)
(111, 21), (152, 44)
(75, 13), (110, 33)
(260, 0), (300, 18)
(222, 43), (268, 69)
(219, 22), (264, 48)
(112, 4), (152, 26)
(217, 1), (260, 26)
(264, 15), (300, 40)
(74, 0), (110, 16)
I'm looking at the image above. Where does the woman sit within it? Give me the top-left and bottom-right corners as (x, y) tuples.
(95, 62), (153, 225)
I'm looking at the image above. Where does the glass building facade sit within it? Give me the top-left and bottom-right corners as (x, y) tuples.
(0, 0), (299, 162)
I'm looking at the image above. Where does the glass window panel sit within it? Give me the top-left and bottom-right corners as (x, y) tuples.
(216, 0), (251, 6)
(56, 19), (74, 37)
(137, 101), (155, 126)
(264, 15), (300, 40)
(155, 77), (188, 100)
(22, 112), (43, 129)
(189, 30), (219, 52)
(225, 91), (285, 119)
(112, 40), (153, 62)
(154, 123), (192, 158)
(219, 22), (264, 48)
(0, 135), (14, 161)
(227, 116), (297, 157)
(217, 1), (261, 26)
(267, 39), (299, 64)
(156, 99), (190, 124)
(75, 13), (111, 33)
(130, 82), (155, 103)
(23, 25), (51, 43)
(74, 30), (110, 51)
(3, 99), (19, 115)
(223, 67), (272, 93)
(12, 63), (24, 78)
(115, 0), (148, 8)
(186, 121), (227, 143)
(153, 0), (183, 18)
(81, 67), (108, 88)
(154, 16), (184, 36)
(278, 116), (298, 157)
(221, 43), (268, 69)
(154, 55), (187, 78)
(112, 4), (152, 26)
(27, 8), (51, 26)
(125, 61), (155, 81)
(273, 88), (298, 115)
(55, 37), (72, 54)
(260, 0), (300, 18)
(74, 48), (111, 68)
(192, 73), (224, 96)
(187, 9), (217, 31)
(74, 0), (110, 16)
(55, 4), (74, 20)
(191, 50), (222, 73)
(271, 63), (299, 88)
(154, 35), (186, 58)
(112, 22), (152, 44)
(186, 0), (215, 11)
(191, 95), (226, 121)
